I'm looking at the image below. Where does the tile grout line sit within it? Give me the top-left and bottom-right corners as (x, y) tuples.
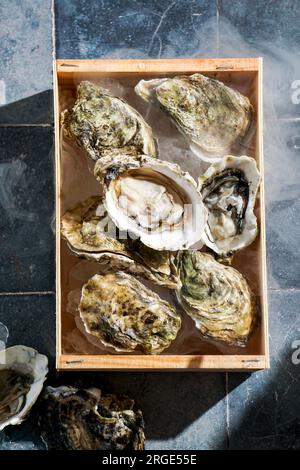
(0, 124), (53, 127)
(225, 372), (230, 449)
(268, 287), (300, 292)
(0, 291), (55, 297)
(216, 0), (220, 56)
(51, 0), (56, 61)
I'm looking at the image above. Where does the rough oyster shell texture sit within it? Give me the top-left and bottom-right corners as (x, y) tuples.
(135, 73), (253, 161)
(176, 251), (257, 347)
(39, 386), (145, 450)
(198, 155), (260, 255)
(0, 346), (48, 431)
(61, 196), (180, 288)
(79, 272), (182, 354)
(61, 80), (157, 161)
(94, 153), (207, 251)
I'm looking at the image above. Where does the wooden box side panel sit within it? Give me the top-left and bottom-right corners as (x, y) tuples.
(54, 58), (269, 371)
(54, 61), (62, 368)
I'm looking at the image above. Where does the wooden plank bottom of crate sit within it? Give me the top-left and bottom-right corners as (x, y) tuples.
(57, 354), (268, 371)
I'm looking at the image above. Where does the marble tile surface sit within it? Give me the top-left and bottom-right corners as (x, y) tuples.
(265, 119), (300, 289)
(0, 127), (55, 292)
(0, 0), (53, 124)
(228, 290), (300, 449)
(0, 294), (55, 367)
(55, 0), (217, 59)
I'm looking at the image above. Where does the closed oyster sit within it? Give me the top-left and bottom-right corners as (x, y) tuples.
(61, 196), (180, 288)
(135, 74), (253, 161)
(39, 386), (145, 450)
(177, 251), (256, 346)
(94, 154), (207, 251)
(198, 155), (260, 255)
(79, 272), (181, 354)
(61, 81), (157, 161)
(0, 346), (48, 431)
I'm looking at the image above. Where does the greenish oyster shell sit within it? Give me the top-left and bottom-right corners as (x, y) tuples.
(79, 272), (182, 354)
(0, 346), (48, 431)
(135, 74), (253, 161)
(94, 153), (207, 251)
(61, 196), (180, 289)
(39, 386), (145, 450)
(177, 251), (257, 347)
(198, 155), (260, 256)
(61, 81), (157, 161)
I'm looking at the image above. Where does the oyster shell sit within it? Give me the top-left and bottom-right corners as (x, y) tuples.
(176, 251), (257, 346)
(39, 386), (145, 450)
(94, 153), (207, 251)
(61, 80), (157, 161)
(198, 155), (260, 255)
(135, 74), (253, 161)
(61, 196), (180, 288)
(79, 272), (181, 354)
(0, 345), (48, 431)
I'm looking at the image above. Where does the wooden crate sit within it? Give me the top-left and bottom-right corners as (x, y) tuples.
(54, 58), (269, 371)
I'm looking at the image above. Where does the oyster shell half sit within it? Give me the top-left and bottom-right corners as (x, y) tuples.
(198, 155), (260, 255)
(94, 154), (207, 251)
(61, 81), (157, 161)
(135, 74), (253, 161)
(39, 386), (145, 450)
(61, 196), (180, 288)
(176, 251), (257, 346)
(79, 272), (182, 354)
(0, 345), (48, 431)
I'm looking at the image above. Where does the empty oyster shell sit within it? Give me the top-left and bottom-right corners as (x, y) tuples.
(0, 346), (48, 431)
(61, 81), (157, 161)
(61, 196), (180, 288)
(198, 155), (260, 255)
(176, 251), (257, 346)
(79, 272), (182, 354)
(94, 153), (207, 251)
(39, 386), (145, 450)
(135, 74), (253, 161)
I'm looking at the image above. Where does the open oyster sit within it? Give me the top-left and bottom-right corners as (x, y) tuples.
(39, 386), (145, 450)
(176, 251), (256, 346)
(0, 346), (48, 431)
(198, 155), (260, 255)
(61, 81), (157, 161)
(94, 153), (207, 251)
(79, 272), (181, 354)
(135, 74), (253, 161)
(61, 196), (180, 288)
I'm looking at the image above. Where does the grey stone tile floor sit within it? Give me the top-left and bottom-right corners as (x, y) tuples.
(0, 0), (299, 450)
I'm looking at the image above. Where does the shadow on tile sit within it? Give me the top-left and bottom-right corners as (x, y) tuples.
(0, 90), (53, 125)
(227, 290), (300, 449)
(46, 371), (230, 449)
(0, 124), (55, 292)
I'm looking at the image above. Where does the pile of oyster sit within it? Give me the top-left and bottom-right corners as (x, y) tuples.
(0, 334), (144, 449)
(61, 75), (261, 352)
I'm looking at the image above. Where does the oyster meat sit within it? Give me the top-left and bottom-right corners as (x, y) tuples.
(61, 80), (157, 161)
(79, 272), (181, 354)
(39, 386), (145, 450)
(198, 155), (260, 255)
(135, 73), (253, 160)
(176, 251), (257, 346)
(0, 345), (48, 431)
(94, 153), (207, 251)
(61, 196), (180, 288)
